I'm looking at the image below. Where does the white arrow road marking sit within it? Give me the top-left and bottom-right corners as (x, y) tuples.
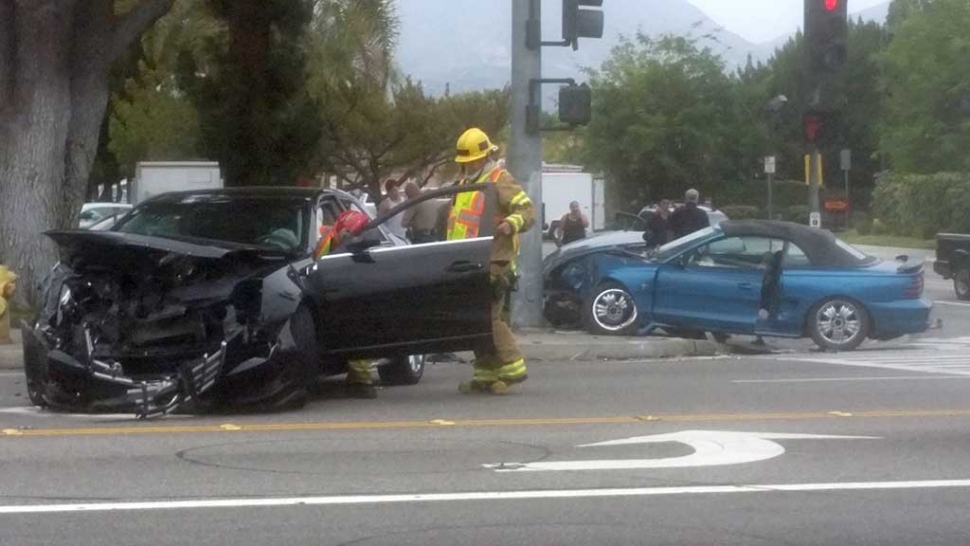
(2, 479), (970, 514)
(483, 430), (878, 472)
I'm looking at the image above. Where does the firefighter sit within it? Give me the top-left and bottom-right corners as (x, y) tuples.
(0, 266), (16, 344)
(315, 210), (379, 399)
(448, 128), (536, 395)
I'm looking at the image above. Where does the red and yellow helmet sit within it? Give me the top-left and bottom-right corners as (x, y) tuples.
(332, 210), (370, 246)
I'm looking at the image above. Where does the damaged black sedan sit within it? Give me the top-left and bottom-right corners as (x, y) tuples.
(22, 187), (495, 417)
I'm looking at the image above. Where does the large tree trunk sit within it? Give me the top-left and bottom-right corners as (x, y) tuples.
(0, 0), (173, 309)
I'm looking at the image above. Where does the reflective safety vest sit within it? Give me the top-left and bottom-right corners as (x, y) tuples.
(314, 225), (335, 259)
(447, 167), (504, 240)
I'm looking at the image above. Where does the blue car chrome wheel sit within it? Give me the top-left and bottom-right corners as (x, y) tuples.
(809, 298), (869, 352)
(587, 282), (638, 336)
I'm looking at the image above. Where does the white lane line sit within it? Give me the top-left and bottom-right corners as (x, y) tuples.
(4, 480), (970, 514)
(0, 372), (22, 378)
(733, 376), (970, 384)
(934, 301), (970, 308)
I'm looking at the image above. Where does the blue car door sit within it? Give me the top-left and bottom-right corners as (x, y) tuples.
(654, 236), (783, 333)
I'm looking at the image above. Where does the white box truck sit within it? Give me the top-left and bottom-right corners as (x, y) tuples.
(133, 161), (223, 204)
(541, 165), (605, 240)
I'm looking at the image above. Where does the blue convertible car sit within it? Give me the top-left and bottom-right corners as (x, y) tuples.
(543, 221), (932, 351)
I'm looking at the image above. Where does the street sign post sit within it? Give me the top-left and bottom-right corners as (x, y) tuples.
(840, 148), (852, 227)
(764, 156), (776, 220)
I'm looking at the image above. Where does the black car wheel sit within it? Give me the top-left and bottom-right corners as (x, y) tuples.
(378, 354), (426, 386)
(586, 282), (638, 336)
(954, 267), (970, 301)
(253, 303), (318, 411)
(808, 298), (870, 352)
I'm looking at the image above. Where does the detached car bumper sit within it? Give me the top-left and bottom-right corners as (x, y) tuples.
(21, 323), (279, 418)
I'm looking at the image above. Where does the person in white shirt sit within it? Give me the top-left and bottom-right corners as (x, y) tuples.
(378, 179), (407, 239)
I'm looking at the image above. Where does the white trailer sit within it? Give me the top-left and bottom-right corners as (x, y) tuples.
(133, 161), (223, 204)
(541, 165), (605, 239)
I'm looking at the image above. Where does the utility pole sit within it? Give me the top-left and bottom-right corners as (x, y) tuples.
(509, 0), (603, 328)
(765, 156), (776, 220)
(508, 0), (544, 328)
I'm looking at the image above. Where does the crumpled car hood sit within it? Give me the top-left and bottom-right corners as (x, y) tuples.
(45, 230), (263, 262)
(542, 230), (648, 277)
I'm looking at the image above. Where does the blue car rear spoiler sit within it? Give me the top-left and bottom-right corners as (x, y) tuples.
(894, 254), (925, 274)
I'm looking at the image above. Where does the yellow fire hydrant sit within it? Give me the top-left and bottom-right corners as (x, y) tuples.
(0, 266), (17, 344)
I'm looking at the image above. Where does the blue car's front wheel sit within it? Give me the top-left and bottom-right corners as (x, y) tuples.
(586, 282), (639, 336)
(808, 298), (870, 352)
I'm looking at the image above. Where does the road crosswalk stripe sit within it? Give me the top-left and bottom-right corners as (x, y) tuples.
(788, 349), (970, 377)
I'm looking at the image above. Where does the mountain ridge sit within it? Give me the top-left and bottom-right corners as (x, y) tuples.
(395, 0), (891, 95)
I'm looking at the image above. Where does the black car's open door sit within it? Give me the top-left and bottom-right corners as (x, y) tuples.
(306, 184), (496, 360)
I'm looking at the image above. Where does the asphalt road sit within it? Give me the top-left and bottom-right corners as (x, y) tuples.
(4, 335), (970, 545)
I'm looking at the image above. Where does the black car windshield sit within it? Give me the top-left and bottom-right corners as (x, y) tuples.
(651, 227), (718, 261)
(114, 196), (309, 252)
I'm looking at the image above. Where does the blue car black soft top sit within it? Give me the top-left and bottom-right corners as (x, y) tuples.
(719, 220), (877, 269)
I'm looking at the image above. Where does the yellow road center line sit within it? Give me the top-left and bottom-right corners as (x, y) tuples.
(4, 409), (970, 438)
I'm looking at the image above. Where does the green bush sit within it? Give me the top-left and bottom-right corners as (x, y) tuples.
(871, 218), (889, 235)
(720, 205), (761, 220)
(783, 205), (810, 225)
(714, 179), (809, 212)
(872, 172), (970, 238)
(852, 212), (872, 235)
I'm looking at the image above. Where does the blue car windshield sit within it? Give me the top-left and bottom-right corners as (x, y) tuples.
(652, 227), (718, 261)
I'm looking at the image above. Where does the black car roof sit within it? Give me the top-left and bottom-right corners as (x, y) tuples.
(719, 220), (874, 268)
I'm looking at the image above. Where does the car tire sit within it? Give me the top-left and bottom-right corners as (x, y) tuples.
(808, 298), (870, 352)
(22, 344), (49, 408)
(954, 267), (970, 301)
(586, 282), (639, 336)
(270, 304), (319, 410)
(378, 354), (426, 386)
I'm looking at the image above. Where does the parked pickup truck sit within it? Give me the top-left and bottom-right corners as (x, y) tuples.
(934, 233), (970, 300)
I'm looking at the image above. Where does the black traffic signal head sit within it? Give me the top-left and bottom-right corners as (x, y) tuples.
(559, 83), (592, 126)
(563, 0), (605, 51)
(805, 0), (848, 75)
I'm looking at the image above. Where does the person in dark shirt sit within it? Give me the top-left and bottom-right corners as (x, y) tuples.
(645, 199), (671, 247)
(555, 201), (589, 247)
(668, 188), (710, 240)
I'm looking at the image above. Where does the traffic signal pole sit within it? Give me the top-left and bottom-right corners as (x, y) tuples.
(509, 0), (544, 329)
(809, 146), (821, 218)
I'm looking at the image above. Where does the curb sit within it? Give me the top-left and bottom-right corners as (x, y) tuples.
(0, 328), (21, 370)
(518, 333), (720, 362)
(0, 331), (723, 371)
(0, 346), (21, 370)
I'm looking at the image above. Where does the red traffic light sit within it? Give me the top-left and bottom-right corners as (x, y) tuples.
(826, 0), (839, 10)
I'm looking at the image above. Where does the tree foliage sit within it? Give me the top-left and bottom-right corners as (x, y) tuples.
(584, 35), (744, 210)
(308, 0), (510, 200)
(881, 0), (970, 173)
(176, 0), (322, 187)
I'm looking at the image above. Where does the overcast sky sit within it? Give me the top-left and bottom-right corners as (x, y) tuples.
(687, 0), (888, 43)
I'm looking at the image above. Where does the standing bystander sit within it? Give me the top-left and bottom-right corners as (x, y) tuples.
(378, 179), (407, 239)
(401, 181), (445, 244)
(555, 201), (589, 247)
